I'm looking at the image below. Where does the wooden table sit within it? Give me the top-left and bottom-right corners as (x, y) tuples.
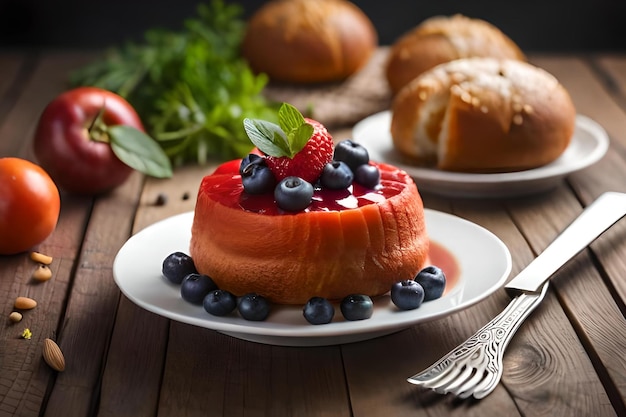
(1, 49), (626, 417)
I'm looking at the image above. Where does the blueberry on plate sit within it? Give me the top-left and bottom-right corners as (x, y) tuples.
(391, 280), (425, 310)
(274, 176), (314, 212)
(162, 251), (197, 284)
(334, 140), (369, 171)
(180, 273), (218, 305)
(238, 293), (271, 321)
(303, 297), (335, 325)
(340, 294), (374, 321)
(414, 266), (446, 301)
(203, 289), (237, 316)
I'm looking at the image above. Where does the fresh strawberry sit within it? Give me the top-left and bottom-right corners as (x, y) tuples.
(243, 103), (334, 184)
(264, 118), (333, 183)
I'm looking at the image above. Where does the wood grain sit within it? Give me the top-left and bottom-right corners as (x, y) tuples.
(508, 57), (626, 411)
(97, 166), (205, 417)
(0, 52), (96, 417)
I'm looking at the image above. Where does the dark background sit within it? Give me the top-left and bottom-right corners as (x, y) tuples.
(0, 0), (625, 52)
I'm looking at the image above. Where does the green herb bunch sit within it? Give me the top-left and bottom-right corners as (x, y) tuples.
(70, 0), (278, 166)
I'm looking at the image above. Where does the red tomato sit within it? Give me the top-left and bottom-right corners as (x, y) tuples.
(0, 158), (61, 255)
(33, 87), (145, 195)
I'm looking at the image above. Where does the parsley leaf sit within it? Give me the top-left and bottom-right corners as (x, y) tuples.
(69, 0), (278, 166)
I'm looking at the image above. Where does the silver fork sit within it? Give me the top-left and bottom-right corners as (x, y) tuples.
(408, 192), (626, 399)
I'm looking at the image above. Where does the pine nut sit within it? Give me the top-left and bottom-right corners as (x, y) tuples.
(32, 264), (52, 282)
(30, 251), (53, 265)
(9, 312), (22, 323)
(14, 297), (37, 310)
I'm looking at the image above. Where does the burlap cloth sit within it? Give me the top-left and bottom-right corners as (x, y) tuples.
(262, 47), (392, 133)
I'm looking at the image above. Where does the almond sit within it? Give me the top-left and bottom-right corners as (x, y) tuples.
(14, 297), (37, 310)
(42, 338), (65, 372)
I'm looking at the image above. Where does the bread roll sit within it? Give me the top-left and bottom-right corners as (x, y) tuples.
(386, 15), (525, 94)
(390, 58), (576, 172)
(242, 0), (377, 84)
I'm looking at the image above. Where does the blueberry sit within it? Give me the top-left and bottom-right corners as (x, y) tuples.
(340, 294), (374, 321)
(320, 161), (354, 190)
(303, 297), (335, 325)
(240, 154), (276, 194)
(162, 252), (197, 284)
(203, 289), (237, 316)
(238, 293), (271, 321)
(334, 140), (369, 171)
(274, 176), (314, 212)
(180, 273), (218, 305)
(239, 153), (264, 175)
(391, 280), (425, 310)
(242, 164), (276, 194)
(354, 164), (380, 189)
(414, 266), (446, 301)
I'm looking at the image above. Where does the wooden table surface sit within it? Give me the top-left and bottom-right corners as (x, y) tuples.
(1, 49), (626, 417)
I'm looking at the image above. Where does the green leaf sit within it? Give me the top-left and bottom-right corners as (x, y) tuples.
(109, 125), (173, 178)
(277, 103), (313, 155)
(243, 118), (290, 157)
(243, 103), (313, 158)
(278, 102), (306, 133)
(68, 0), (277, 165)
(291, 123), (314, 154)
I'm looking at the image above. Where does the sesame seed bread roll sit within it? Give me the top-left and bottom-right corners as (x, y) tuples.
(386, 15), (525, 94)
(242, 0), (377, 84)
(390, 58), (577, 172)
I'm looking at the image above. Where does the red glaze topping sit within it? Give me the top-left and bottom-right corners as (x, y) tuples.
(201, 159), (412, 215)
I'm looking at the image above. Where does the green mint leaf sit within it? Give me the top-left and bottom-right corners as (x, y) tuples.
(278, 103), (313, 156)
(291, 123), (314, 154)
(243, 103), (313, 159)
(278, 102), (306, 133)
(243, 118), (290, 157)
(109, 125), (173, 178)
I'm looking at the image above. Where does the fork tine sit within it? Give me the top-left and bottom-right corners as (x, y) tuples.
(435, 365), (475, 394)
(447, 348), (490, 396)
(424, 364), (463, 390)
(450, 368), (486, 398)
(471, 368), (503, 399)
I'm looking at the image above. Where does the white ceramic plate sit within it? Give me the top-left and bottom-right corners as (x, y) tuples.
(113, 210), (512, 346)
(352, 111), (609, 198)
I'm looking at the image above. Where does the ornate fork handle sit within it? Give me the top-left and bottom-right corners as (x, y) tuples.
(408, 283), (548, 397)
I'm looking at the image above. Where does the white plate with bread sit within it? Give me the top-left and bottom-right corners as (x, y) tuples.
(113, 210), (511, 347)
(353, 111), (608, 198)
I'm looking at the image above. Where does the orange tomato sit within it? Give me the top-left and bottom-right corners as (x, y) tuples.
(0, 157), (61, 255)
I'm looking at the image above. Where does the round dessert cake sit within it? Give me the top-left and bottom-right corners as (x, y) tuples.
(189, 104), (429, 305)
